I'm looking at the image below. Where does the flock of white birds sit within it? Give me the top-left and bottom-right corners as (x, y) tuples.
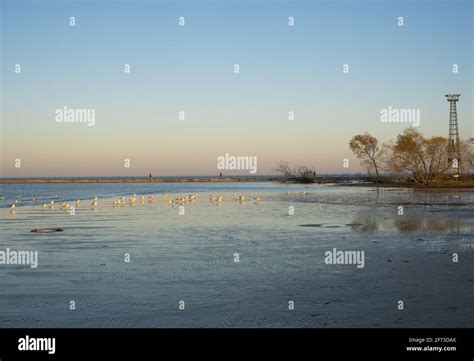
(8, 192), (264, 213)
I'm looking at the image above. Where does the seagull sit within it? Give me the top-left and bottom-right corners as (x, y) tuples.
(60, 202), (71, 211)
(9, 200), (17, 209)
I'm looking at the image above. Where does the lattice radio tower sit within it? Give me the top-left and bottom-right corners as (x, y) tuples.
(445, 94), (461, 175)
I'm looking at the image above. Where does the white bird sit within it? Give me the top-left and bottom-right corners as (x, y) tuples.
(10, 200), (17, 209)
(60, 202), (71, 211)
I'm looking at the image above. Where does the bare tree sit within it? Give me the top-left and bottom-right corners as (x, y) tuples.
(387, 128), (450, 184)
(275, 161), (315, 183)
(460, 138), (474, 173)
(349, 132), (384, 177)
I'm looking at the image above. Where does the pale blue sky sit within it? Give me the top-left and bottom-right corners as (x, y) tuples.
(1, 0), (472, 176)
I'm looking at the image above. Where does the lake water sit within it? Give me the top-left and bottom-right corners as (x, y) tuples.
(0, 182), (473, 327)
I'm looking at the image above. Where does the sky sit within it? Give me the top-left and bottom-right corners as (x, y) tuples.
(1, 0), (472, 177)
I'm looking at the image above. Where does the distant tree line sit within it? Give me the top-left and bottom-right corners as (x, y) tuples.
(349, 128), (474, 184)
(275, 129), (474, 185)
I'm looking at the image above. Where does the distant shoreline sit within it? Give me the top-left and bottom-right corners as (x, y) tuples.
(1, 176), (473, 189)
(0, 177), (279, 184)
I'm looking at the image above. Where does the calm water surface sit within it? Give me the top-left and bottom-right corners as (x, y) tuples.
(0, 182), (473, 327)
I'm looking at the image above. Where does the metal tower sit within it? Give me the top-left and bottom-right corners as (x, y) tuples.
(445, 94), (461, 175)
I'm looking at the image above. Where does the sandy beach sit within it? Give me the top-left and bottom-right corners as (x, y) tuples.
(1, 183), (473, 327)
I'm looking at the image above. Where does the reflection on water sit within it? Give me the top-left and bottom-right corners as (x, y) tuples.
(350, 215), (378, 232)
(394, 217), (463, 232)
(351, 215), (464, 232)
(0, 184), (473, 328)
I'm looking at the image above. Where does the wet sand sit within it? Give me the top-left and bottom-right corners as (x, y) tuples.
(0, 187), (473, 327)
